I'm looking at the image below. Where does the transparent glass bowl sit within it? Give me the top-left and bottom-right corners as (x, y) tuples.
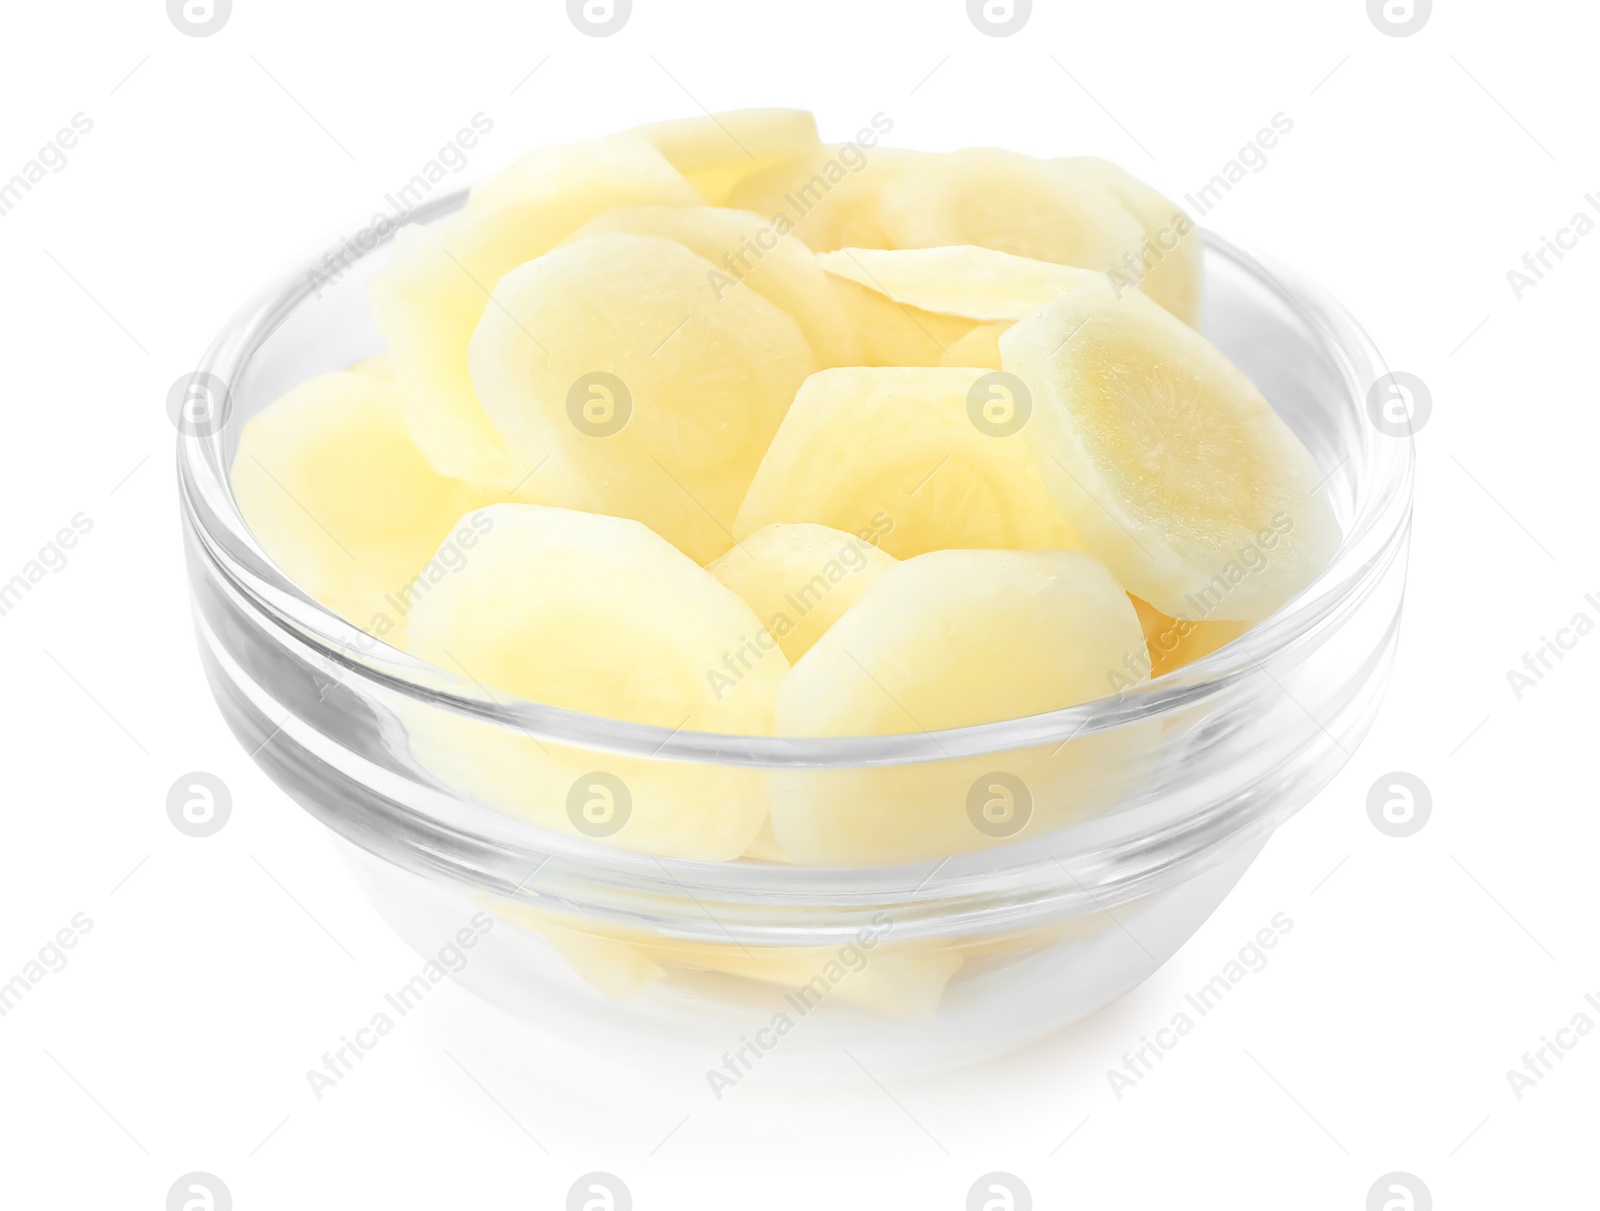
(177, 189), (1412, 1076)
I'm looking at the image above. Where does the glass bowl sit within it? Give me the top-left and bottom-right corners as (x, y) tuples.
(176, 188), (1412, 1077)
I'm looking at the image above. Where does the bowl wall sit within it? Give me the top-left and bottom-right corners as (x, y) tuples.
(179, 194), (1411, 1072)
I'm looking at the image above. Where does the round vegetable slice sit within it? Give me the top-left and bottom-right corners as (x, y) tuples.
(1132, 597), (1253, 679)
(938, 322), (1009, 371)
(468, 232), (815, 563)
(628, 108), (821, 205)
(403, 504), (786, 860)
(1001, 287), (1340, 621)
(780, 549), (1141, 734)
(370, 135), (700, 494)
(829, 276), (974, 366)
(230, 370), (485, 642)
(877, 149), (1142, 278)
(873, 150), (1200, 326)
(707, 522), (896, 664)
(1066, 156), (1201, 326)
(772, 548), (1149, 865)
(346, 354), (396, 381)
(489, 898), (963, 1017)
(724, 144), (926, 252)
(817, 245), (1104, 322)
(566, 205), (861, 365)
(736, 366), (1078, 559)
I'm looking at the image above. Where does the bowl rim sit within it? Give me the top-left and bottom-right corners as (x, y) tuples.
(176, 186), (1415, 770)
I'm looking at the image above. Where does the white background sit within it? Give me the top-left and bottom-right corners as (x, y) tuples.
(0, 0), (1594, 1206)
